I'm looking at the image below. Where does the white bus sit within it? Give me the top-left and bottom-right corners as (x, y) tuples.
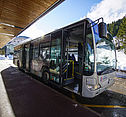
(13, 17), (116, 98)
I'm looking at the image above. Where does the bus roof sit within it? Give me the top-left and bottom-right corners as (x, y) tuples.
(14, 18), (91, 48)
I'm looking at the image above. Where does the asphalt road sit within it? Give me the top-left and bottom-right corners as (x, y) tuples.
(0, 60), (126, 117)
(62, 72), (126, 117)
(0, 60), (100, 117)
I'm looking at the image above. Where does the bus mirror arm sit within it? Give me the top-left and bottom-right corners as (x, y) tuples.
(87, 17), (104, 28)
(87, 17), (107, 38)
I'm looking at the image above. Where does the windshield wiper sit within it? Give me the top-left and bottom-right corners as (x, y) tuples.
(100, 67), (115, 75)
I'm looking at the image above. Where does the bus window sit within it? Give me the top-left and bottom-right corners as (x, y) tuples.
(40, 42), (50, 61)
(96, 38), (116, 75)
(25, 44), (30, 70)
(50, 31), (62, 83)
(83, 27), (94, 76)
(32, 44), (39, 60)
(39, 35), (50, 61)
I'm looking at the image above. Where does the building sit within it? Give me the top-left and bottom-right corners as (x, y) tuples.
(5, 36), (30, 56)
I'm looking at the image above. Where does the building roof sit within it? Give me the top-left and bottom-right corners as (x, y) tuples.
(0, 0), (64, 48)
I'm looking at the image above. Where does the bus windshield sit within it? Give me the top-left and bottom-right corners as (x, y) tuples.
(83, 26), (94, 76)
(96, 37), (116, 75)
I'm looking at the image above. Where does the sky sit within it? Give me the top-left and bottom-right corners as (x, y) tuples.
(19, 0), (126, 39)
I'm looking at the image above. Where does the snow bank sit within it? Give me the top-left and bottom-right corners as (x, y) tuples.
(0, 55), (6, 60)
(6, 55), (13, 60)
(116, 50), (126, 70)
(0, 55), (13, 60)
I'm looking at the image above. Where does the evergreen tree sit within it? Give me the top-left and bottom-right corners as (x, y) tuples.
(107, 19), (122, 37)
(117, 17), (126, 53)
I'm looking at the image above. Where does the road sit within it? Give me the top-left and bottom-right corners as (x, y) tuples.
(0, 59), (126, 117)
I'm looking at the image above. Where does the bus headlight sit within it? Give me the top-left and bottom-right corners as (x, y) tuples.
(86, 78), (100, 91)
(87, 85), (94, 90)
(86, 84), (100, 91)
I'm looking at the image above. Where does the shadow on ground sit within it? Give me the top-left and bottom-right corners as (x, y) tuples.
(1, 66), (100, 117)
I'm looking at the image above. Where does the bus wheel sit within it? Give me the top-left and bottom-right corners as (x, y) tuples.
(42, 71), (49, 83)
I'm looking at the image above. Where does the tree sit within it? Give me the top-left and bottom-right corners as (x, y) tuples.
(107, 19), (122, 37)
(117, 17), (126, 54)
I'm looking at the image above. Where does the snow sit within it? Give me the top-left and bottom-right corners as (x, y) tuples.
(116, 50), (126, 70)
(96, 43), (115, 66)
(6, 55), (13, 60)
(0, 55), (6, 60)
(0, 55), (13, 60)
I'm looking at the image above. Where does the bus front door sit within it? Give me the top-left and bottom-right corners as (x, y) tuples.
(62, 23), (84, 94)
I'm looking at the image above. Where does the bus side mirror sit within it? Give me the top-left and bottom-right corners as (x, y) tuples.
(98, 22), (107, 38)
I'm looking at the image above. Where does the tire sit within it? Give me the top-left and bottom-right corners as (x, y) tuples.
(42, 70), (49, 83)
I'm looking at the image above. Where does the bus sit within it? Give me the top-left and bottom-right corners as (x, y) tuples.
(13, 18), (116, 98)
